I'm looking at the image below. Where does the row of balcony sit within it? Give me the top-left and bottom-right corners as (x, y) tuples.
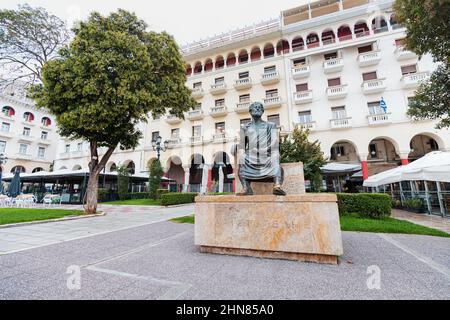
(293, 72), (429, 104)
(0, 131), (52, 145)
(165, 96), (283, 124)
(292, 48), (418, 79)
(165, 133), (230, 148)
(164, 113), (396, 149)
(192, 48), (419, 99)
(192, 71), (280, 97)
(295, 113), (393, 131)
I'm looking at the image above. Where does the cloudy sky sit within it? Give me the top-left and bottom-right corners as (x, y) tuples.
(3, 0), (306, 45)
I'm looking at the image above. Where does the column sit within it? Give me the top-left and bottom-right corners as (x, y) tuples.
(361, 161), (369, 181)
(436, 181), (446, 217)
(207, 166), (213, 193)
(200, 164), (209, 194)
(359, 153), (369, 181)
(400, 152), (410, 166)
(423, 181), (432, 214)
(182, 166), (190, 193)
(232, 167), (236, 193)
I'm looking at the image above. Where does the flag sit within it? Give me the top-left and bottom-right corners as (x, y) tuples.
(380, 97), (387, 113)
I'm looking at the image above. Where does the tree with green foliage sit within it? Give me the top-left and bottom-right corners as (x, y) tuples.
(0, 4), (69, 85)
(394, 0), (450, 129)
(280, 127), (326, 192)
(148, 159), (164, 199)
(32, 10), (196, 214)
(116, 165), (130, 201)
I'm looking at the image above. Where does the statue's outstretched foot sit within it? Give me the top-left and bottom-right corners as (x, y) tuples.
(273, 185), (286, 196)
(236, 188), (253, 196)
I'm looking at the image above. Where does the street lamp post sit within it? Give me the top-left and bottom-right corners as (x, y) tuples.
(152, 136), (169, 162)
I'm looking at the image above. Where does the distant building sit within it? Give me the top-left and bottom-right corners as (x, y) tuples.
(0, 83), (56, 174)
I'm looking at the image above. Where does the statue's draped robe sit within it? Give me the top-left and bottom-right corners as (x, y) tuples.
(238, 121), (283, 181)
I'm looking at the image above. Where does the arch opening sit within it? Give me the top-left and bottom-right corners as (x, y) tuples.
(337, 25), (352, 41)
(306, 33), (320, 49)
(292, 36), (304, 52)
(321, 29), (336, 45)
(276, 39), (290, 55)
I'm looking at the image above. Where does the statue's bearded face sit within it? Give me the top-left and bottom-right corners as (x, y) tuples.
(249, 103), (264, 118)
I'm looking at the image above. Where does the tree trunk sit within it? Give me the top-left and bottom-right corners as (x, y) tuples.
(83, 142), (116, 215)
(85, 170), (100, 214)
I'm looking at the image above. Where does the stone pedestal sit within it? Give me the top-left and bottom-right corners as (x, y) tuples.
(195, 194), (343, 264)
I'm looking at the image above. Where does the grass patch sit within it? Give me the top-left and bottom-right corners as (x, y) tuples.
(102, 199), (161, 206)
(0, 208), (83, 225)
(170, 214), (450, 238)
(171, 215), (195, 224)
(340, 214), (450, 238)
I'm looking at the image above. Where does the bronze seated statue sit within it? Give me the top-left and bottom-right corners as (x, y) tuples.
(234, 101), (286, 196)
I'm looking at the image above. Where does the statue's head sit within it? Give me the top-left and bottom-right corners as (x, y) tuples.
(249, 102), (264, 118)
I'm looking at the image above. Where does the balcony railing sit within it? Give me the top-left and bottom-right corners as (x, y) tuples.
(165, 114), (182, 124)
(210, 105), (228, 117)
(210, 83), (227, 95)
(395, 46), (417, 61)
(323, 58), (344, 74)
(186, 109), (204, 120)
(326, 85), (348, 99)
(330, 117), (352, 129)
(38, 138), (52, 145)
(367, 113), (391, 126)
(191, 87), (204, 98)
(263, 96), (282, 109)
(260, 71), (280, 85)
(0, 130), (13, 139)
(18, 135), (34, 142)
(293, 91), (313, 104)
(166, 138), (181, 148)
(357, 50), (381, 67)
(234, 78), (252, 90)
(361, 78), (386, 94)
(401, 72), (430, 89)
(189, 136), (203, 145)
(295, 121), (316, 131)
(292, 64), (310, 79)
(235, 102), (251, 113)
(373, 26), (389, 34)
(355, 30), (370, 38)
(212, 132), (226, 143)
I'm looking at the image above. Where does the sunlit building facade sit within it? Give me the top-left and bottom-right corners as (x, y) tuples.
(53, 0), (449, 193)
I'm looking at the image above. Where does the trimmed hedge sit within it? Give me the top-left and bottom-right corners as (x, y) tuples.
(161, 193), (198, 206)
(337, 193), (392, 219)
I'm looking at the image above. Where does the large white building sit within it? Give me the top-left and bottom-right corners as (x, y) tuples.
(51, 0), (449, 192)
(0, 83), (57, 174)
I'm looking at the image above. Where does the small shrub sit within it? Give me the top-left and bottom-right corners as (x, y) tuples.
(98, 188), (109, 202)
(117, 165), (131, 200)
(337, 193), (392, 219)
(160, 193), (198, 206)
(156, 189), (169, 199)
(404, 198), (424, 210)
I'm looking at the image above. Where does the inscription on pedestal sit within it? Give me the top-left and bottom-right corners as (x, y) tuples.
(195, 195), (343, 264)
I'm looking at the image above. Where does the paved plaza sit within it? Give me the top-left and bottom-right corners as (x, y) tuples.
(0, 204), (194, 254)
(0, 205), (449, 300)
